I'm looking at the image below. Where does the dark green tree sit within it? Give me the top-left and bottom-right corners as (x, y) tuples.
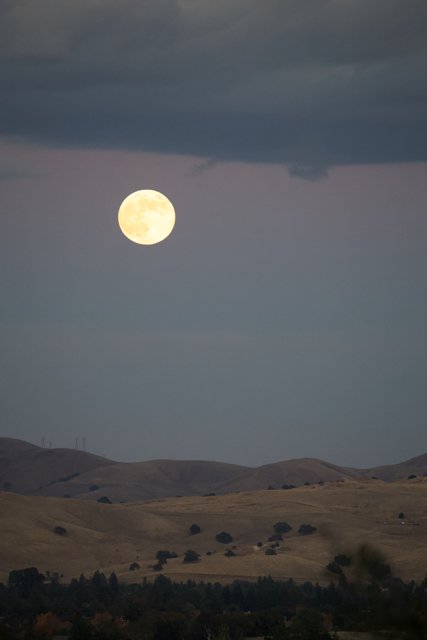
(298, 524), (317, 535)
(286, 609), (331, 639)
(216, 531), (233, 544)
(183, 549), (200, 563)
(274, 522), (292, 534)
(108, 572), (119, 593)
(156, 550), (178, 563)
(70, 616), (94, 639)
(8, 567), (44, 596)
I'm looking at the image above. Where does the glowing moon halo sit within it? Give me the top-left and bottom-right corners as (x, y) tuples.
(118, 189), (175, 245)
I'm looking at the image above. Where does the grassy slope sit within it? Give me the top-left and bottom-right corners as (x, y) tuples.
(46, 459), (250, 501)
(1, 478), (426, 585)
(2, 438), (427, 501)
(0, 438), (114, 494)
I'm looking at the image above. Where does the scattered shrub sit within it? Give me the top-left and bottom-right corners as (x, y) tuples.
(189, 523), (201, 535)
(183, 549), (200, 563)
(398, 512), (405, 519)
(53, 526), (67, 536)
(129, 562), (140, 571)
(268, 534), (283, 542)
(334, 554), (351, 566)
(265, 548), (276, 556)
(407, 474), (417, 480)
(267, 485), (275, 490)
(156, 550), (178, 563)
(327, 561), (343, 575)
(298, 524), (317, 535)
(216, 531), (233, 544)
(224, 549), (235, 557)
(97, 496), (112, 504)
(152, 563), (163, 572)
(281, 484), (295, 490)
(274, 521), (292, 534)
(256, 542), (263, 547)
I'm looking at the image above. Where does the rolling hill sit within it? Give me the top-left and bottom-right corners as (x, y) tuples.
(0, 437), (115, 494)
(35, 459), (250, 502)
(1, 438), (426, 502)
(362, 453), (427, 481)
(215, 458), (360, 493)
(1, 478), (426, 585)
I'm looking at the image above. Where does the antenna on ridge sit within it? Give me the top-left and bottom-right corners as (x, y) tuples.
(42, 437), (45, 448)
(82, 436), (86, 452)
(75, 437), (79, 450)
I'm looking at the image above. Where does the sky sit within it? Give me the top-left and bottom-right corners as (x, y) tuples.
(1, 0), (426, 467)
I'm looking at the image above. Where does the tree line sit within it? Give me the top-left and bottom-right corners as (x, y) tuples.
(1, 565), (427, 639)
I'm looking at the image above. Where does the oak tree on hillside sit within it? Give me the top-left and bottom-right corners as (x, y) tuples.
(216, 531), (233, 544)
(298, 524), (317, 535)
(183, 549), (200, 563)
(274, 522), (292, 534)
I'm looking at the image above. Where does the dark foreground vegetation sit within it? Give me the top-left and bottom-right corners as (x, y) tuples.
(1, 566), (427, 639)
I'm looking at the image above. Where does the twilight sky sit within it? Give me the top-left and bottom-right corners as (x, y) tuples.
(1, 0), (426, 467)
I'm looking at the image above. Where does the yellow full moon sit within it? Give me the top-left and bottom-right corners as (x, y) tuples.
(118, 189), (175, 245)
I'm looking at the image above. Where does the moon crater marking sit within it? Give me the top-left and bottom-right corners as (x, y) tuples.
(118, 189), (175, 245)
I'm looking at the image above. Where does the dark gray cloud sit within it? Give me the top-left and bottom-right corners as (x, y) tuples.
(0, 165), (41, 180)
(288, 163), (329, 181)
(1, 0), (426, 167)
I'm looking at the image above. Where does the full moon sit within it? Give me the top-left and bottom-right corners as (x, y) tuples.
(118, 189), (175, 245)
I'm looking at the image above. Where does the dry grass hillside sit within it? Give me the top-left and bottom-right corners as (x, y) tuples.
(363, 453), (427, 481)
(38, 459), (250, 502)
(2, 438), (426, 503)
(1, 478), (426, 586)
(216, 458), (360, 492)
(0, 438), (114, 494)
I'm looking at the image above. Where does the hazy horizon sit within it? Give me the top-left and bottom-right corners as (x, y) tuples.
(2, 432), (426, 470)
